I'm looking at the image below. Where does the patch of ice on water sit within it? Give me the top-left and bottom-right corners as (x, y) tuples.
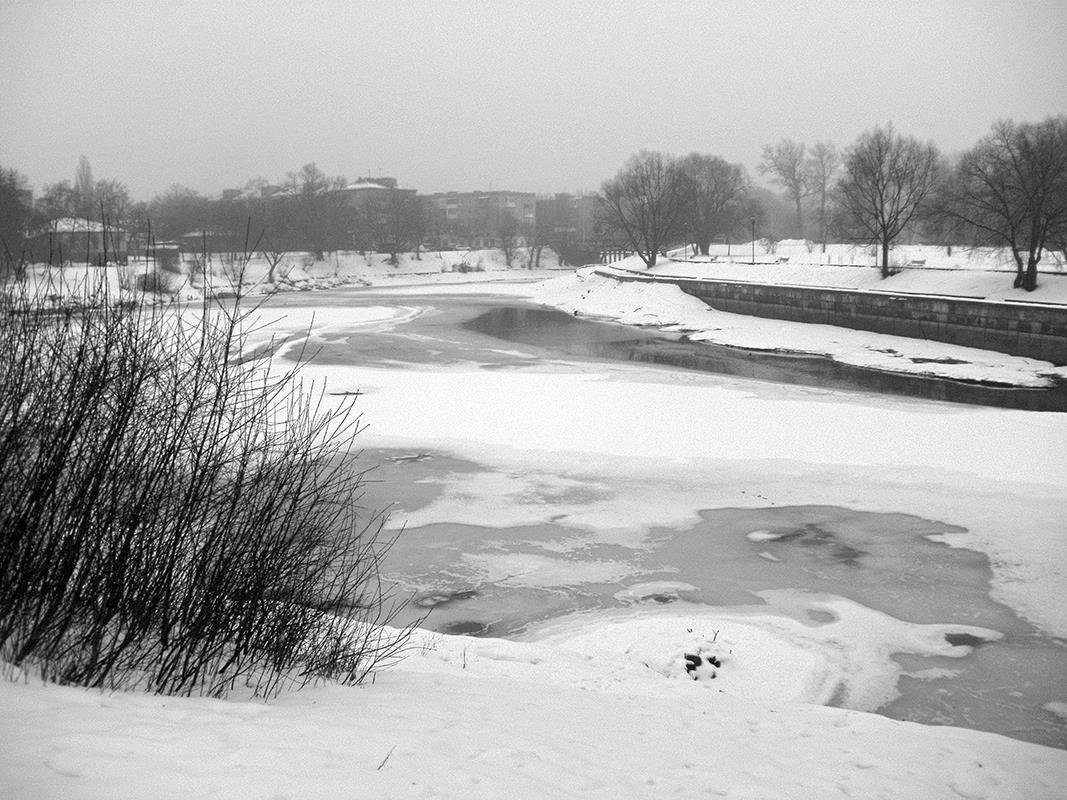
(528, 590), (1004, 710)
(746, 529), (782, 542)
(614, 581), (699, 605)
(1044, 701), (1067, 721)
(460, 552), (648, 588)
(905, 667), (961, 681)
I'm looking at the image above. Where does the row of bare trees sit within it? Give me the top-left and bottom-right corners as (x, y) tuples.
(0, 157), (434, 272)
(758, 140), (840, 247)
(598, 116), (1067, 289)
(598, 151), (754, 268)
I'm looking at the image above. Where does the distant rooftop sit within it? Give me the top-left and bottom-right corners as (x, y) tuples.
(341, 180), (391, 191)
(45, 218), (111, 233)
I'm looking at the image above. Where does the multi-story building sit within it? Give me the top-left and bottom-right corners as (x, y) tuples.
(332, 178), (418, 250)
(534, 192), (603, 264)
(536, 193), (599, 244)
(336, 177), (416, 215)
(426, 190), (536, 249)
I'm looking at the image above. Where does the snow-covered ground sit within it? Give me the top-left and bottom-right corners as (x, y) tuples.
(654, 256), (1067, 305)
(4, 264), (1066, 798)
(16, 247), (566, 302)
(4, 621), (1064, 800)
(674, 240), (1067, 281)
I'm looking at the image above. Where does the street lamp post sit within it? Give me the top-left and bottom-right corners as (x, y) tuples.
(750, 216), (756, 264)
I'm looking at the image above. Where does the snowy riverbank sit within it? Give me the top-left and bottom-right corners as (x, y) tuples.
(531, 266), (1067, 388)
(4, 618), (1066, 800)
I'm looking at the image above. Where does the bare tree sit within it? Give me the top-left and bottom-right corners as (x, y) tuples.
(678, 153), (748, 256)
(598, 150), (692, 268)
(937, 117), (1067, 291)
(378, 193), (424, 265)
(263, 249), (287, 284)
(148, 184), (214, 240)
(0, 166), (37, 279)
(496, 210), (519, 267)
(408, 197), (429, 260)
(806, 141), (840, 252)
(526, 213), (549, 270)
(74, 155), (95, 218)
(282, 163), (349, 257)
(759, 139), (812, 237)
(285, 162), (332, 197)
(37, 180), (78, 220)
(919, 156), (966, 256)
(837, 125), (940, 278)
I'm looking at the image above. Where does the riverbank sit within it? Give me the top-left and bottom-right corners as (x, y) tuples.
(4, 617), (1066, 800)
(531, 267), (1067, 390)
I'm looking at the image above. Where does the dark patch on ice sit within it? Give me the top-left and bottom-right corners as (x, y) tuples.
(387, 452), (434, 463)
(772, 523), (868, 567)
(910, 356), (969, 365)
(439, 620), (492, 636)
(945, 632), (988, 648)
(415, 588), (479, 608)
(648, 594), (678, 604)
(806, 608), (837, 625)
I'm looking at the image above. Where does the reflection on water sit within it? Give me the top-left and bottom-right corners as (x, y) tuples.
(465, 306), (1067, 411)
(383, 505), (1067, 749)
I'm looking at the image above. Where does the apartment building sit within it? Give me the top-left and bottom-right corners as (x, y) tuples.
(426, 190), (536, 249)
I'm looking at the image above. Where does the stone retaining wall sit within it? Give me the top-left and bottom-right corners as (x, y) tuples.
(601, 271), (1067, 365)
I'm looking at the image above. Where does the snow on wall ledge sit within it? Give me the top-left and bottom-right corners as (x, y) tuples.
(532, 268), (1064, 388)
(607, 268), (1067, 365)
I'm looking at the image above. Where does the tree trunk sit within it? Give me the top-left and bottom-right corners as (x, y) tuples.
(698, 241), (710, 256)
(1022, 254), (1039, 291)
(819, 194), (827, 253)
(1011, 250), (1025, 288)
(644, 250), (657, 268)
(794, 195), (804, 239)
(880, 239), (890, 279)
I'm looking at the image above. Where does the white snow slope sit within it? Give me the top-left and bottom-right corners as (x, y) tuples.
(3, 623), (1065, 800)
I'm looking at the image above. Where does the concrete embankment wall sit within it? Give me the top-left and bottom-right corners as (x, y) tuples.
(601, 270), (1067, 365)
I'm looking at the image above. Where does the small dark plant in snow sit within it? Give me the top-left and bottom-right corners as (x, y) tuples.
(137, 266), (180, 296)
(0, 273), (413, 697)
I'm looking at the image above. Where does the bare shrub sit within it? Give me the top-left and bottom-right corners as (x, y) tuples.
(0, 275), (413, 697)
(138, 267), (180, 295)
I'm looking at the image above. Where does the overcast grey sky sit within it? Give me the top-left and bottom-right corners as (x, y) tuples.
(1, 0), (1064, 200)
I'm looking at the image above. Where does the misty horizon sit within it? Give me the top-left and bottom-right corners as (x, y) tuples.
(2, 0), (1065, 202)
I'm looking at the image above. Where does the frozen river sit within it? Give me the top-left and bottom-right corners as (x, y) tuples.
(266, 284), (1067, 749)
